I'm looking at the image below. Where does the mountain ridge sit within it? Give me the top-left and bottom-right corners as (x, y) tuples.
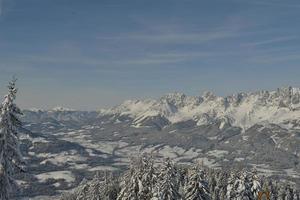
(102, 86), (300, 131)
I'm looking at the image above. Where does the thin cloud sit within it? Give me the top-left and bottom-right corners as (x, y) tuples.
(243, 36), (298, 47)
(13, 49), (225, 68)
(96, 17), (244, 45)
(249, 53), (300, 64)
(97, 29), (239, 44)
(106, 51), (227, 66)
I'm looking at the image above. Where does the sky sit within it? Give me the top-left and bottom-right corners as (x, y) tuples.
(0, 0), (300, 110)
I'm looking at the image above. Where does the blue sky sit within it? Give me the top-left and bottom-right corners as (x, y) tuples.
(0, 0), (300, 110)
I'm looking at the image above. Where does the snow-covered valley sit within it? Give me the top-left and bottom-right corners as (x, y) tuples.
(15, 87), (300, 199)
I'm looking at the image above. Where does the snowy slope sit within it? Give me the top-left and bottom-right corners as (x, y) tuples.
(103, 87), (300, 131)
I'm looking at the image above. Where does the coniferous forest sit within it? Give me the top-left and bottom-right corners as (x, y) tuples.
(60, 155), (300, 200)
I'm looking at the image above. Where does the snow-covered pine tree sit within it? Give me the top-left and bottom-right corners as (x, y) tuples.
(278, 183), (287, 200)
(74, 179), (91, 200)
(226, 170), (237, 199)
(269, 180), (279, 200)
(233, 171), (253, 200)
(250, 168), (261, 199)
(184, 166), (210, 200)
(207, 169), (217, 196)
(60, 172), (119, 200)
(102, 173), (120, 200)
(86, 172), (119, 200)
(285, 184), (294, 200)
(137, 155), (157, 200)
(85, 174), (103, 200)
(177, 166), (188, 196)
(60, 192), (77, 200)
(211, 186), (220, 200)
(0, 78), (24, 200)
(215, 171), (228, 199)
(293, 188), (300, 200)
(158, 158), (182, 200)
(225, 170), (251, 200)
(117, 166), (139, 200)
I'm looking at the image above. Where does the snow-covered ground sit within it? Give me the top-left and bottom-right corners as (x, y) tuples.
(35, 171), (76, 186)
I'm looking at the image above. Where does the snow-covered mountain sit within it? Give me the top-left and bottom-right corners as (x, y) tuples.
(22, 108), (98, 124)
(102, 87), (300, 131)
(17, 87), (300, 199)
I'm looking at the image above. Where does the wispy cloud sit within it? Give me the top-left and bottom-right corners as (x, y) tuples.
(97, 29), (238, 44)
(19, 51), (210, 66)
(243, 36), (298, 47)
(0, 49), (228, 71)
(249, 53), (300, 64)
(96, 16), (245, 45)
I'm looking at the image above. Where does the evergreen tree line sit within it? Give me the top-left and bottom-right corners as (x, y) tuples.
(61, 155), (300, 200)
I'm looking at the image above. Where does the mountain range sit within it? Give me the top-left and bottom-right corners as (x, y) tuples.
(102, 86), (300, 131)
(16, 87), (300, 199)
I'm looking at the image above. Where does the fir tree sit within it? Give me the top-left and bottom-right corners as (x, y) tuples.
(207, 169), (217, 195)
(117, 167), (139, 200)
(0, 78), (24, 200)
(233, 171), (252, 200)
(250, 169), (261, 199)
(158, 158), (181, 200)
(137, 155), (156, 200)
(285, 184), (295, 200)
(215, 171), (228, 200)
(184, 167), (210, 200)
(86, 175), (103, 200)
(73, 179), (91, 200)
(211, 186), (220, 200)
(278, 183), (287, 200)
(293, 188), (300, 200)
(269, 180), (279, 200)
(226, 170), (237, 199)
(87, 172), (119, 200)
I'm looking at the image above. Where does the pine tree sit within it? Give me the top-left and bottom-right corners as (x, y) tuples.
(69, 178), (90, 200)
(250, 169), (261, 199)
(226, 170), (254, 200)
(269, 180), (279, 200)
(0, 78), (24, 200)
(184, 167), (210, 200)
(60, 192), (77, 200)
(103, 173), (120, 200)
(117, 167), (139, 200)
(285, 184), (294, 200)
(215, 171), (228, 200)
(207, 169), (217, 195)
(233, 171), (252, 200)
(211, 186), (220, 200)
(137, 155), (156, 200)
(293, 188), (300, 200)
(117, 155), (155, 200)
(278, 183), (287, 200)
(226, 170), (236, 199)
(177, 166), (188, 197)
(87, 172), (119, 200)
(158, 158), (181, 200)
